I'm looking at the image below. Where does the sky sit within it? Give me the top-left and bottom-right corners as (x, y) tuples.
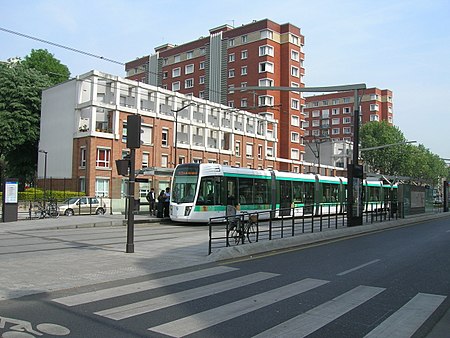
(1, 0), (449, 160)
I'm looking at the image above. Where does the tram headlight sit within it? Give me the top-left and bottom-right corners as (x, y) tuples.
(184, 206), (192, 216)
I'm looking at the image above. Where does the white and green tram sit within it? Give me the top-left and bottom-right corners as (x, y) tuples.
(169, 163), (396, 223)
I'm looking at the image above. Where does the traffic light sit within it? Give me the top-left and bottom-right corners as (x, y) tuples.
(126, 114), (141, 149)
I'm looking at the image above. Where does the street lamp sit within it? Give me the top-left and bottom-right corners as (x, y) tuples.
(38, 149), (48, 208)
(172, 102), (196, 166)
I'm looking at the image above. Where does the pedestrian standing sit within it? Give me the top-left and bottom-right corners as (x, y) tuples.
(164, 187), (171, 217)
(157, 190), (165, 218)
(146, 188), (156, 216)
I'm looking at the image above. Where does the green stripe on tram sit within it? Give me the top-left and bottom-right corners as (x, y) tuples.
(223, 173), (271, 179)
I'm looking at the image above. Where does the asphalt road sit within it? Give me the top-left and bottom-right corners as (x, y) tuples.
(0, 216), (449, 337)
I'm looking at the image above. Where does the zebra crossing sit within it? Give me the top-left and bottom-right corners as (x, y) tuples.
(51, 265), (446, 337)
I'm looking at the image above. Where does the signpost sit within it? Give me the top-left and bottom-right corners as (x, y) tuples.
(2, 178), (18, 222)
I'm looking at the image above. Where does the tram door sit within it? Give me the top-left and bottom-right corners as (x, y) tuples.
(279, 180), (292, 216)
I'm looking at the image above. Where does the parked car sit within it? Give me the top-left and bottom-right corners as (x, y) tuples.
(58, 197), (106, 216)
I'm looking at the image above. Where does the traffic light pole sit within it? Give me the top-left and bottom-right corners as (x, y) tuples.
(126, 147), (136, 253)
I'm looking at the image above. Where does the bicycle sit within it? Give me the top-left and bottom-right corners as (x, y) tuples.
(226, 210), (258, 246)
(36, 200), (60, 219)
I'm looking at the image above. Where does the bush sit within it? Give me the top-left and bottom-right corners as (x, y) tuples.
(0, 188), (81, 202)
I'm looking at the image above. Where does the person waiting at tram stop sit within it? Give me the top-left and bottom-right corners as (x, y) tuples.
(146, 188), (156, 216)
(163, 187), (171, 217)
(156, 190), (165, 218)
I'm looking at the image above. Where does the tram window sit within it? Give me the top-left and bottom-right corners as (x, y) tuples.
(322, 183), (340, 202)
(254, 179), (270, 204)
(293, 181), (304, 203)
(368, 186), (381, 201)
(304, 182), (314, 204)
(226, 177), (238, 206)
(197, 177), (221, 205)
(238, 178), (253, 205)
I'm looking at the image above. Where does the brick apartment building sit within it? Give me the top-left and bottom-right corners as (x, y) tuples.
(125, 19), (307, 172)
(303, 88), (393, 142)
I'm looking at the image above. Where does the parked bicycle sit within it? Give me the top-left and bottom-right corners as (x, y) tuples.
(35, 200), (60, 219)
(226, 208), (258, 246)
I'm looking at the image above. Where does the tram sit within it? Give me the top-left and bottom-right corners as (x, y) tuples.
(169, 163), (396, 223)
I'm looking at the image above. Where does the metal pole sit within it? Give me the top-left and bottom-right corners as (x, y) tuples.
(126, 148), (135, 253)
(174, 110), (178, 166)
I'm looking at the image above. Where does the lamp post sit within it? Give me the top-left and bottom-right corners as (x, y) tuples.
(172, 103), (196, 167)
(38, 149), (48, 208)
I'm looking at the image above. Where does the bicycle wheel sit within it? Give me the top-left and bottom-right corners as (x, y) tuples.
(227, 225), (242, 246)
(246, 222), (257, 243)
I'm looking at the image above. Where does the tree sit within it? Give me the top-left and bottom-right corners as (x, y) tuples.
(360, 121), (407, 175)
(0, 63), (53, 187)
(22, 49), (70, 85)
(360, 121), (448, 185)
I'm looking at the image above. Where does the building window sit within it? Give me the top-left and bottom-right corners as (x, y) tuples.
(332, 128), (340, 135)
(291, 115), (300, 126)
(370, 104), (379, 111)
(291, 99), (299, 110)
(370, 94), (379, 100)
(291, 50), (299, 61)
(241, 50), (248, 59)
(343, 97), (351, 103)
(332, 108), (340, 115)
(258, 95), (274, 107)
(332, 99), (339, 104)
(228, 69), (235, 78)
(302, 121), (309, 128)
(185, 78), (194, 88)
(161, 155), (168, 168)
(229, 39), (235, 47)
(267, 146), (273, 157)
(259, 78), (273, 87)
(95, 178), (109, 197)
(312, 101), (319, 107)
(228, 53), (235, 62)
(343, 107), (351, 114)
(343, 127), (351, 134)
(199, 91), (205, 99)
(172, 67), (180, 77)
(260, 29), (273, 39)
(172, 81), (180, 91)
(291, 132), (299, 143)
(96, 148), (110, 168)
(185, 64), (194, 74)
(312, 120), (320, 127)
(240, 82), (247, 91)
(174, 55), (180, 63)
(241, 35), (248, 43)
(199, 61), (205, 70)
(257, 145), (263, 159)
(163, 71), (168, 79)
(186, 50), (193, 59)
(259, 45), (274, 57)
(312, 110), (320, 117)
(290, 34), (299, 45)
(332, 118), (340, 125)
(142, 153), (149, 168)
(200, 47), (206, 55)
(246, 143), (253, 158)
(322, 109), (329, 118)
(291, 148), (299, 160)
(142, 125), (153, 145)
(199, 75), (205, 84)
(343, 117), (351, 124)
(241, 98), (248, 108)
(80, 147), (86, 168)
(235, 141), (241, 157)
(291, 66), (299, 77)
(241, 66), (247, 75)
(370, 114), (379, 121)
(259, 61), (274, 73)
(162, 129), (169, 146)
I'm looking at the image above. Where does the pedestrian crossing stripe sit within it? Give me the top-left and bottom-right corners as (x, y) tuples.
(52, 266), (238, 306)
(148, 278), (329, 337)
(95, 272), (279, 320)
(364, 293), (446, 337)
(254, 285), (385, 338)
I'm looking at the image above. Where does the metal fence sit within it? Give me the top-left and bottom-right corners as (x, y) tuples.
(208, 202), (407, 255)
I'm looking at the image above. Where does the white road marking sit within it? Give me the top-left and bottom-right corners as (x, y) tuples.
(148, 278), (329, 337)
(254, 285), (385, 338)
(337, 259), (381, 276)
(52, 266), (238, 306)
(364, 293), (446, 338)
(95, 272), (278, 320)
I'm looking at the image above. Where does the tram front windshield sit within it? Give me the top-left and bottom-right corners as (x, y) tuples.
(172, 165), (199, 204)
